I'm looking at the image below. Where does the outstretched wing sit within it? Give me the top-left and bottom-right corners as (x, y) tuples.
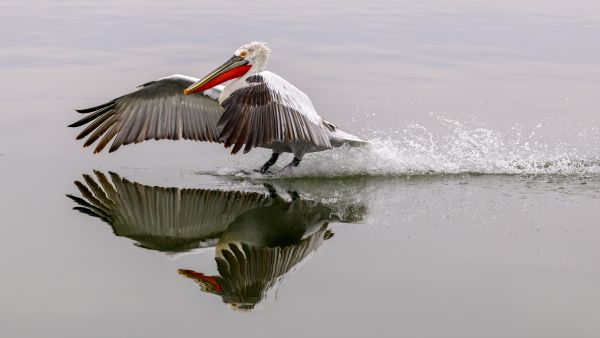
(217, 71), (332, 154)
(67, 171), (268, 253)
(69, 75), (223, 153)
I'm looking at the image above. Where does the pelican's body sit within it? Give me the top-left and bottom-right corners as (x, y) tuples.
(69, 42), (365, 172)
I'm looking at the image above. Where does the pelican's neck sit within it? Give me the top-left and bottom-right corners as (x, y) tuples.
(219, 61), (266, 104)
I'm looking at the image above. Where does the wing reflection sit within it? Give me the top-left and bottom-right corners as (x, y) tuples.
(67, 171), (268, 252)
(68, 171), (367, 310)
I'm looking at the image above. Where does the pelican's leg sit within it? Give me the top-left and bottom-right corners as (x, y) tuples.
(257, 152), (280, 174)
(282, 157), (301, 171)
(263, 183), (279, 198)
(287, 190), (299, 201)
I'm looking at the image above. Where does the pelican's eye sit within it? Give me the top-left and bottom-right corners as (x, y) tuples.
(239, 50), (249, 58)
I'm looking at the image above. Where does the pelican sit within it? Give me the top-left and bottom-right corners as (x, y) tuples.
(69, 42), (366, 173)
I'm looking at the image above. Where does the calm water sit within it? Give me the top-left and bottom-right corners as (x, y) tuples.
(2, 1), (600, 337)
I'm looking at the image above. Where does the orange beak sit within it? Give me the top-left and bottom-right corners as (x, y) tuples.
(184, 55), (251, 95)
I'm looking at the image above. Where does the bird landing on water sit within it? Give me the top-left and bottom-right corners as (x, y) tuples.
(69, 41), (367, 173)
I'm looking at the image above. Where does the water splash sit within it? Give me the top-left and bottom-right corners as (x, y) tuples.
(210, 117), (600, 178)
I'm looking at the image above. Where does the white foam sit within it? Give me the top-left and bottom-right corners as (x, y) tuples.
(207, 117), (600, 178)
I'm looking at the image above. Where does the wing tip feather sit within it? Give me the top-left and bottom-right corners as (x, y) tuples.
(75, 101), (114, 114)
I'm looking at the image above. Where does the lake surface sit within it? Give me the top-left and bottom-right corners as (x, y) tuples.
(2, 1), (600, 337)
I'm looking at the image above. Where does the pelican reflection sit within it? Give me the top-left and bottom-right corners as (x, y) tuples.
(68, 171), (367, 310)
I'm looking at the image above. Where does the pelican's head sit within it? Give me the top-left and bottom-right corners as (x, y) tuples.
(234, 41), (271, 69)
(184, 41), (271, 95)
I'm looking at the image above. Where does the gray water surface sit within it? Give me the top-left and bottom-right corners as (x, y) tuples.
(2, 1), (600, 337)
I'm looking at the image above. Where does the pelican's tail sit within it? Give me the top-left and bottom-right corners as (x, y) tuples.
(328, 127), (369, 148)
(322, 119), (368, 148)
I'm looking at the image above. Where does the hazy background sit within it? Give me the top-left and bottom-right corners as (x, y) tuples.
(1, 1), (600, 337)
